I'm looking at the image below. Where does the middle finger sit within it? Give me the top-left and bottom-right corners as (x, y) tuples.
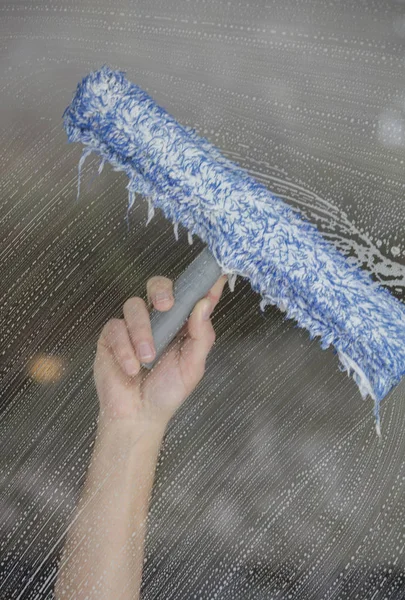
(123, 297), (156, 363)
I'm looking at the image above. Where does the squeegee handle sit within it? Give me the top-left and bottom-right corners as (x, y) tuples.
(141, 246), (222, 370)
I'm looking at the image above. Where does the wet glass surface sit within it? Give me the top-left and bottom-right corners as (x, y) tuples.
(1, 1), (405, 598)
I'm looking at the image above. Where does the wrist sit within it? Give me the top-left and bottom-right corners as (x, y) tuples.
(96, 414), (167, 447)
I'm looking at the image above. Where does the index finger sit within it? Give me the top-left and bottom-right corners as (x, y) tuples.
(147, 273), (227, 315)
(146, 276), (174, 311)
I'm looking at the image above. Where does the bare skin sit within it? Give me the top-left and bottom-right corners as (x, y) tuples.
(55, 273), (228, 600)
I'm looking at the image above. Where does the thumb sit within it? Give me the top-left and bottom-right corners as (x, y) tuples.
(178, 297), (216, 387)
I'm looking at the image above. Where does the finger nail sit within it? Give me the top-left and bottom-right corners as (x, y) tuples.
(123, 359), (139, 377)
(154, 291), (172, 305)
(202, 299), (212, 321)
(137, 341), (155, 361)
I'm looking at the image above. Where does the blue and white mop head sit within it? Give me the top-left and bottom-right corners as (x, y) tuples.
(63, 65), (405, 436)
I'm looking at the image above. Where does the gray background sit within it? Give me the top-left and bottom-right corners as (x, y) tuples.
(1, 0), (405, 598)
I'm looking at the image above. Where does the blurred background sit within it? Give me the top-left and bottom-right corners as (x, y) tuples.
(1, 0), (405, 598)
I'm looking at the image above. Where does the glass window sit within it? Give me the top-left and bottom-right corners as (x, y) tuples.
(1, 1), (404, 598)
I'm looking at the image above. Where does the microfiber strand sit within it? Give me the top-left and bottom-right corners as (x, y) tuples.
(63, 65), (405, 436)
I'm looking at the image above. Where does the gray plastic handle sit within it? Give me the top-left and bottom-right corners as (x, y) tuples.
(141, 246), (223, 370)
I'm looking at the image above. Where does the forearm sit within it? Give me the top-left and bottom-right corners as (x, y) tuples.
(55, 419), (165, 600)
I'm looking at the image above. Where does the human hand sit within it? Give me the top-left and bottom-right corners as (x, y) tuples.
(93, 273), (228, 433)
